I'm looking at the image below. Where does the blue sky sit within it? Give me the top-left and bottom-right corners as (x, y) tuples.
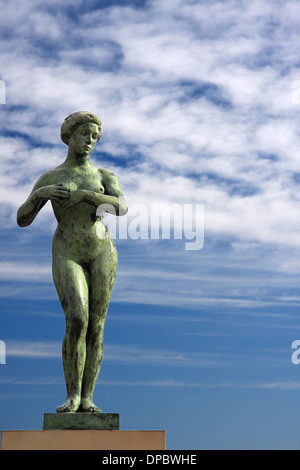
(1, 0), (300, 450)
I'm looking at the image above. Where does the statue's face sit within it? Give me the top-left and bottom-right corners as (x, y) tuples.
(69, 122), (99, 156)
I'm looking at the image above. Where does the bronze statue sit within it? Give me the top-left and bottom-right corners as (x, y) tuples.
(17, 111), (128, 413)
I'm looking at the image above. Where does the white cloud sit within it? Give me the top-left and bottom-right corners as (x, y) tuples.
(1, 0), (300, 313)
(2, 375), (300, 391)
(4, 340), (220, 367)
(0, 262), (51, 282)
(6, 340), (61, 358)
(6, 339), (284, 373)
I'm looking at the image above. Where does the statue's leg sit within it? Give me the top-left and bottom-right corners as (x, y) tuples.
(52, 254), (89, 412)
(80, 242), (118, 412)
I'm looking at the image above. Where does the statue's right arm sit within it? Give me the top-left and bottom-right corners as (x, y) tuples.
(17, 174), (70, 227)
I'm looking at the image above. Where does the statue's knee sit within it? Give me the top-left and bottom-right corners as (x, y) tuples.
(67, 314), (88, 337)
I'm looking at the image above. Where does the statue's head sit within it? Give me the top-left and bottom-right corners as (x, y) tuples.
(60, 111), (102, 146)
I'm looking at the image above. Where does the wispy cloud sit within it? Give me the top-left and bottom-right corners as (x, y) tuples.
(98, 380), (300, 391)
(1, 1), (300, 346)
(1, 0), (300, 249)
(0, 376), (64, 386)
(4, 340), (290, 372)
(6, 340), (61, 358)
(2, 375), (300, 392)
(104, 344), (220, 367)
(0, 262), (51, 282)
(5, 340), (220, 367)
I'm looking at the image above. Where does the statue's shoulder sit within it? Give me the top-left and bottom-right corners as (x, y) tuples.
(34, 166), (65, 188)
(98, 167), (117, 180)
(97, 167), (124, 196)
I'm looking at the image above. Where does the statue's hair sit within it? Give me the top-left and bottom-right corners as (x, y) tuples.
(60, 111), (102, 145)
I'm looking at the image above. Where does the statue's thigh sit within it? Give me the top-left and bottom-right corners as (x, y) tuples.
(88, 249), (118, 319)
(52, 255), (89, 321)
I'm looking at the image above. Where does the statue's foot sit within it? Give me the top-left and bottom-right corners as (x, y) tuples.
(79, 398), (102, 413)
(56, 396), (81, 413)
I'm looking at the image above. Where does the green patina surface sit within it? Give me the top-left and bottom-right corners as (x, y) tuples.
(17, 111), (128, 414)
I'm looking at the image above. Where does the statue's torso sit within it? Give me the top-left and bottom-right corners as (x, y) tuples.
(46, 164), (116, 263)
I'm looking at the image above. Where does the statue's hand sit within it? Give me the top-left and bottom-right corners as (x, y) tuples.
(59, 189), (85, 209)
(35, 183), (71, 203)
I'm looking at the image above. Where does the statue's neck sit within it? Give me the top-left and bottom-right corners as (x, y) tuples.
(65, 150), (90, 168)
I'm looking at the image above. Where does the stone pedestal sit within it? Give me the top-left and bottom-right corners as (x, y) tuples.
(1, 413), (166, 450)
(1, 430), (166, 450)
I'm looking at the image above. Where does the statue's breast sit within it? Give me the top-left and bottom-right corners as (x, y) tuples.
(54, 168), (106, 194)
(76, 174), (105, 194)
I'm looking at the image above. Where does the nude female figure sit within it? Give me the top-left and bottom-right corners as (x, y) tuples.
(17, 111), (128, 413)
